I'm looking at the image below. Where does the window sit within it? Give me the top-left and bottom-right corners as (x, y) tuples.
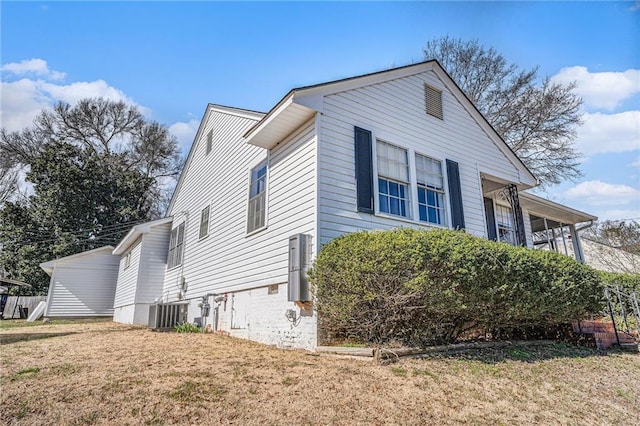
(199, 206), (210, 239)
(495, 204), (515, 245)
(377, 140), (410, 217)
(247, 160), (267, 233)
(167, 223), (185, 269)
(416, 154), (446, 225)
(206, 130), (213, 155)
(124, 252), (131, 269)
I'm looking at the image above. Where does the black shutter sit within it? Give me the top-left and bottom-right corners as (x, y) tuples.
(354, 127), (374, 214)
(446, 159), (465, 229)
(483, 197), (497, 241)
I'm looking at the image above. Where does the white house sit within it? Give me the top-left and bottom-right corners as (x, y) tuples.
(40, 246), (119, 318)
(114, 60), (596, 349)
(112, 217), (173, 324)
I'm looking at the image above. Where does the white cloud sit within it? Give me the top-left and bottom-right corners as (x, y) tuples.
(551, 66), (640, 110)
(631, 158), (640, 168)
(1, 58), (65, 81)
(1, 59), (149, 132)
(169, 119), (199, 153)
(576, 111), (640, 156)
(564, 180), (640, 207)
(597, 209), (640, 221)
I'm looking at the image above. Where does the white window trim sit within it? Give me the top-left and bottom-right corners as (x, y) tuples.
(245, 154), (270, 236)
(124, 252), (131, 269)
(369, 129), (451, 229)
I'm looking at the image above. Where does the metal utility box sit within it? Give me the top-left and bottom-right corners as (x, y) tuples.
(288, 234), (310, 302)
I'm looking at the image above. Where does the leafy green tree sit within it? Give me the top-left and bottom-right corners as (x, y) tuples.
(424, 37), (583, 186)
(0, 141), (154, 294)
(0, 98), (181, 294)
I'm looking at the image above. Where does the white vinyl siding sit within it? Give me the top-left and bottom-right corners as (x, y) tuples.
(113, 222), (171, 324)
(44, 249), (119, 317)
(113, 239), (142, 308)
(318, 69), (524, 244)
(164, 107), (317, 300)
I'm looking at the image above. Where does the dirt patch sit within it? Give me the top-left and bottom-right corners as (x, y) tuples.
(1, 321), (639, 425)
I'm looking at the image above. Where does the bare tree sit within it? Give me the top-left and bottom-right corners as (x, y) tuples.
(424, 37), (583, 186)
(0, 98), (182, 215)
(581, 220), (640, 274)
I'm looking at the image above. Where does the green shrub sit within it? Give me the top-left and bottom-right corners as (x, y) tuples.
(310, 228), (603, 347)
(599, 271), (640, 293)
(174, 322), (201, 333)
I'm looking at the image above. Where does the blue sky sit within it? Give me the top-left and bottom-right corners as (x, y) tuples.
(1, 1), (639, 221)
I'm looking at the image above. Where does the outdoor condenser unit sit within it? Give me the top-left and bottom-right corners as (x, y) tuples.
(148, 302), (189, 330)
(288, 233), (310, 302)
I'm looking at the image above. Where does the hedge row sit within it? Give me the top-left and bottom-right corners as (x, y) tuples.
(599, 271), (640, 294)
(310, 228), (603, 347)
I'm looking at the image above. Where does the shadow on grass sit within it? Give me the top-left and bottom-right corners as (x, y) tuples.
(0, 332), (78, 345)
(416, 342), (622, 364)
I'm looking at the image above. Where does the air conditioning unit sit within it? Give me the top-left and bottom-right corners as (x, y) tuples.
(148, 302), (189, 331)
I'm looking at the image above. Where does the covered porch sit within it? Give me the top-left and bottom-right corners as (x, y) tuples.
(519, 192), (597, 263)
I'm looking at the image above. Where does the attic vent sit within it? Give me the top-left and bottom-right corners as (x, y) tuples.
(424, 84), (443, 120)
(206, 130), (213, 155)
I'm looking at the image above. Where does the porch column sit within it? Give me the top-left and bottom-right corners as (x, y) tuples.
(569, 224), (585, 263)
(503, 184), (527, 247)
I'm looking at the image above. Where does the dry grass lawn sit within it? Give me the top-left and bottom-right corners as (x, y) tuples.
(1, 320), (639, 425)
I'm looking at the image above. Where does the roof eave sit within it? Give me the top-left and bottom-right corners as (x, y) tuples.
(112, 217), (173, 255)
(520, 192), (598, 225)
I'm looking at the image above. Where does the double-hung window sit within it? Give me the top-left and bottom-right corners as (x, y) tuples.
(199, 206), (210, 239)
(415, 154), (446, 225)
(377, 140), (410, 218)
(247, 160), (267, 233)
(167, 223), (185, 269)
(495, 204), (515, 245)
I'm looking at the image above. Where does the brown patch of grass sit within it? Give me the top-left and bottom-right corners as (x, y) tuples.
(1, 321), (639, 425)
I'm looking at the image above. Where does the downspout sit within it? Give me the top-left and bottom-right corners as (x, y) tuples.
(173, 211), (189, 301)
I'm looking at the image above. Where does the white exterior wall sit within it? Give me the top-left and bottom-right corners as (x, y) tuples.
(45, 251), (119, 317)
(137, 224), (171, 303)
(113, 223), (171, 324)
(163, 107), (318, 350)
(317, 70), (524, 245)
(113, 238), (142, 321)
